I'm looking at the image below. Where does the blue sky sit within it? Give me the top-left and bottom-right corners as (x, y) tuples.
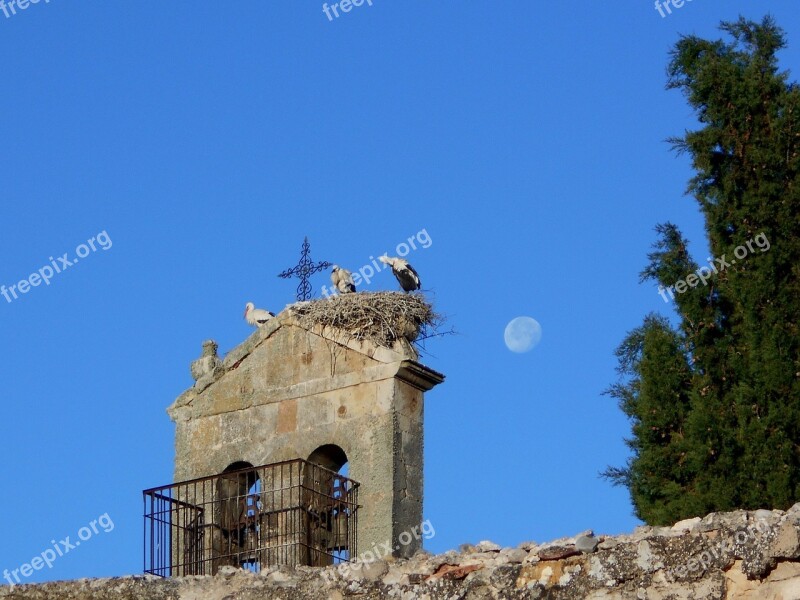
(1, 0), (799, 585)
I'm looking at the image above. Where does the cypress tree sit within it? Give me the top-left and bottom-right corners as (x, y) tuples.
(606, 16), (800, 524)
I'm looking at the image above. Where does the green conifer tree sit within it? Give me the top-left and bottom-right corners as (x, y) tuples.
(606, 16), (800, 524)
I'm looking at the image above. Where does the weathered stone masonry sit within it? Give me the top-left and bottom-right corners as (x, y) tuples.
(5, 507), (800, 598)
(167, 312), (444, 559)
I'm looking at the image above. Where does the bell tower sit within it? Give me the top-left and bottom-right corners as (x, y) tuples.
(157, 301), (444, 573)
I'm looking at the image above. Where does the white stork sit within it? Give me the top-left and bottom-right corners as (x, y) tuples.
(380, 255), (421, 292)
(331, 265), (356, 294)
(244, 302), (275, 327)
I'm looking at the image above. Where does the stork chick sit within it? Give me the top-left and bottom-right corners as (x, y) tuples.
(331, 265), (356, 294)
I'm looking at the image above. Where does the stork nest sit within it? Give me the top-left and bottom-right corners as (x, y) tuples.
(289, 291), (442, 348)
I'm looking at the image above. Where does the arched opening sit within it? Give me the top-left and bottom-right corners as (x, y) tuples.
(307, 444), (348, 472)
(306, 445), (353, 565)
(223, 460), (254, 472)
(307, 444), (350, 515)
(214, 462), (262, 573)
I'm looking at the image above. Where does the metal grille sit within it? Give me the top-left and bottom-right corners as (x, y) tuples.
(143, 459), (359, 576)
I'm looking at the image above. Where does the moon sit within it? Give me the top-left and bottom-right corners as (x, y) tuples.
(504, 317), (542, 353)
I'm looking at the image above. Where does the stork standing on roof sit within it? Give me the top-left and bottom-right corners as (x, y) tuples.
(331, 265), (356, 294)
(244, 302), (275, 327)
(380, 255), (421, 292)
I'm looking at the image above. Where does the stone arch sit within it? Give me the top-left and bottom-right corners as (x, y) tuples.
(305, 445), (353, 565)
(213, 461), (260, 572)
(307, 444), (348, 472)
(218, 461), (258, 513)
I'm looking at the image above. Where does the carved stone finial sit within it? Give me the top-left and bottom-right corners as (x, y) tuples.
(190, 339), (224, 391)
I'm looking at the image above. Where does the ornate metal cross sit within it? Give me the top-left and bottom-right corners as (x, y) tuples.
(278, 237), (332, 301)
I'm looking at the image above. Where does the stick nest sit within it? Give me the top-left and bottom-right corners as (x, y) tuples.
(290, 291), (442, 348)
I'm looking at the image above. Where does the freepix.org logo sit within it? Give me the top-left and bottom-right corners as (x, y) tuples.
(322, 0), (373, 22)
(3, 513), (114, 587)
(657, 232), (770, 303)
(654, 0), (694, 18)
(319, 228), (432, 299)
(1, 231), (113, 305)
(0, 0), (51, 21)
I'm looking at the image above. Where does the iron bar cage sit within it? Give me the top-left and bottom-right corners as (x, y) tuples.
(143, 459), (359, 576)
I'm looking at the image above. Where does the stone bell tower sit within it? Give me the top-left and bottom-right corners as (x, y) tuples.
(165, 302), (444, 563)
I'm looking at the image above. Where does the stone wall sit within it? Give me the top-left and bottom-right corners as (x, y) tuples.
(5, 506), (800, 599)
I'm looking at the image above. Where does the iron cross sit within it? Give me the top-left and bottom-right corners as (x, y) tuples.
(278, 237), (332, 301)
